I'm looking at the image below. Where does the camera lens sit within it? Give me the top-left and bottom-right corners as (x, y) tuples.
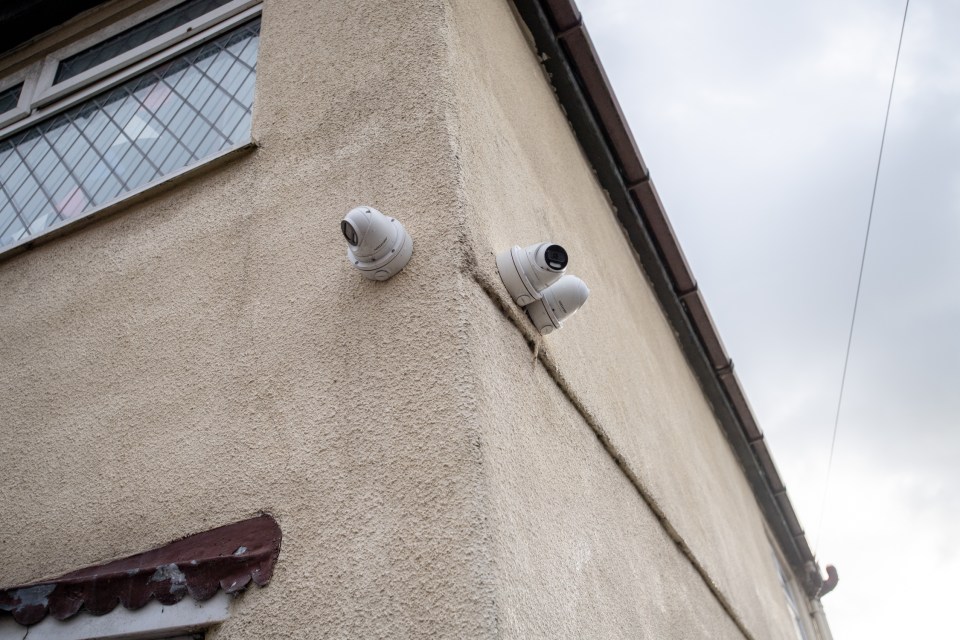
(544, 244), (568, 271)
(341, 221), (359, 246)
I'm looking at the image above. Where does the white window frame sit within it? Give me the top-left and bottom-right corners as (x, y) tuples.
(0, 591), (231, 640)
(0, 0), (263, 259)
(0, 0), (261, 141)
(0, 64), (40, 130)
(770, 546), (813, 640)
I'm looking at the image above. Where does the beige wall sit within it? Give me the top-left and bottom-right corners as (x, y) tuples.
(445, 1), (811, 638)
(0, 0), (815, 638)
(1, 0), (496, 637)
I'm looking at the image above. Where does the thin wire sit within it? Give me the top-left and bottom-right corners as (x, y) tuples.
(813, 0), (911, 558)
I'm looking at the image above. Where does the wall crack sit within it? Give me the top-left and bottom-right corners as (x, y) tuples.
(471, 267), (756, 640)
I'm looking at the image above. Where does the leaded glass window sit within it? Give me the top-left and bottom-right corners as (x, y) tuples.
(0, 17), (260, 251)
(55, 0), (237, 84)
(773, 550), (811, 640)
(0, 84), (21, 114)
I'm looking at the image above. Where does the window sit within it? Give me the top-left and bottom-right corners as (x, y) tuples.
(0, 66), (37, 130)
(0, 0), (262, 254)
(772, 550), (811, 640)
(0, 84), (23, 115)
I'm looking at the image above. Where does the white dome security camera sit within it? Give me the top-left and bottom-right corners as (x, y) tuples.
(525, 275), (590, 335)
(341, 206), (413, 281)
(496, 242), (569, 306)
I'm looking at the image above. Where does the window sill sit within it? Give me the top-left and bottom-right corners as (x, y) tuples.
(0, 139), (258, 265)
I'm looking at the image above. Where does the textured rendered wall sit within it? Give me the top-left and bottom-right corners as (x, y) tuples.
(0, 0), (497, 637)
(0, 0), (812, 638)
(464, 299), (747, 639)
(444, 1), (808, 638)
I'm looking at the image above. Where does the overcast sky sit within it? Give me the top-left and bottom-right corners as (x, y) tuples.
(576, 0), (960, 637)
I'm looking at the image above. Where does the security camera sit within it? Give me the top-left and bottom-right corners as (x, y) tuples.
(496, 242), (569, 306)
(341, 206), (413, 281)
(525, 275), (590, 335)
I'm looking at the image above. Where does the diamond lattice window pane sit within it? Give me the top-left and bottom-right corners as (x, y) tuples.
(0, 83), (21, 114)
(0, 18), (260, 250)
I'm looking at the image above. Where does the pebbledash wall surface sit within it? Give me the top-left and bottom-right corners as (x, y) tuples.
(0, 0), (832, 639)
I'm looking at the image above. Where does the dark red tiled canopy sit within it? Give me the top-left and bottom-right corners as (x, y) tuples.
(0, 514), (281, 626)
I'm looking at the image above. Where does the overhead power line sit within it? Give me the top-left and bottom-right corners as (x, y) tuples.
(814, 0), (911, 558)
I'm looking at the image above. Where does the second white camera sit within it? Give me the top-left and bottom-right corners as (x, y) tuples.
(496, 240), (589, 334)
(496, 242), (569, 306)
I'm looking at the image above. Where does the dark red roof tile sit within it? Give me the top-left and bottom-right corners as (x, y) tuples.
(0, 514), (281, 626)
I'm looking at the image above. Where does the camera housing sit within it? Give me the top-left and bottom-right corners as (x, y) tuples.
(525, 275), (590, 335)
(496, 242), (569, 306)
(341, 206), (413, 281)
